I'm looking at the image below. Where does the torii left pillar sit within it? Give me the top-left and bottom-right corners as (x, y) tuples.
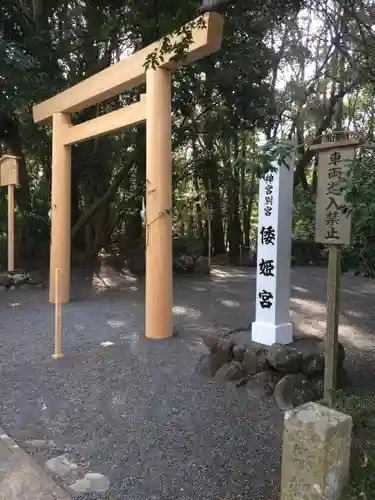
(50, 113), (72, 304)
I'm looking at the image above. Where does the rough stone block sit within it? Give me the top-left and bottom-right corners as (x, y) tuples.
(195, 354), (218, 377)
(273, 374), (315, 411)
(202, 334), (218, 351)
(45, 455), (78, 478)
(311, 367), (349, 401)
(233, 344), (245, 362)
(215, 339), (234, 358)
(293, 337), (346, 375)
(196, 340), (235, 377)
(214, 361), (245, 382)
(246, 371), (273, 398)
(293, 338), (325, 376)
(267, 344), (302, 373)
(243, 345), (268, 375)
(280, 401), (352, 500)
(70, 472), (110, 494)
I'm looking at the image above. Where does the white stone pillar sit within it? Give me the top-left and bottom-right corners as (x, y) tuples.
(280, 402), (352, 499)
(251, 156), (294, 346)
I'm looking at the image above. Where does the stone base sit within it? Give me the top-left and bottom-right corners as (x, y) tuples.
(196, 333), (348, 411)
(251, 321), (293, 346)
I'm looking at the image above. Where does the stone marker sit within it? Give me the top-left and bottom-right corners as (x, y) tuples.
(280, 401), (352, 499)
(45, 454), (78, 478)
(70, 472), (110, 494)
(252, 156), (295, 346)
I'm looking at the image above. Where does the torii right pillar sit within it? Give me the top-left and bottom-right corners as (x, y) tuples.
(145, 68), (173, 339)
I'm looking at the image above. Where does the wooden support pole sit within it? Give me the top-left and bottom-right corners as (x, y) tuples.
(145, 67), (173, 339)
(208, 179), (212, 267)
(208, 216), (212, 267)
(50, 113), (72, 304)
(324, 245), (342, 405)
(53, 268), (63, 360)
(7, 185), (15, 272)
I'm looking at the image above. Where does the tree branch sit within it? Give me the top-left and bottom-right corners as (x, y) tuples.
(71, 158), (134, 240)
(293, 80), (359, 189)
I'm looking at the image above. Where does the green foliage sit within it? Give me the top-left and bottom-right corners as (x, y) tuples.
(348, 451), (375, 500)
(293, 186), (315, 239)
(172, 235), (205, 273)
(0, 0), (305, 263)
(231, 139), (296, 177)
(4, 0), (375, 275)
(330, 390), (375, 499)
(173, 235), (204, 260)
(259, 139), (296, 175)
(340, 152), (375, 277)
(144, 17), (207, 69)
(0, 236), (7, 270)
(331, 390), (375, 429)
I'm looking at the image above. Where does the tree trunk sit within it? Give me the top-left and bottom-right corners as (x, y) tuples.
(71, 166), (83, 248)
(227, 184), (242, 262)
(126, 123), (146, 242)
(244, 170), (257, 248)
(203, 169), (225, 255)
(196, 202), (204, 241)
(227, 135), (242, 262)
(71, 156), (134, 242)
(199, 68), (226, 256)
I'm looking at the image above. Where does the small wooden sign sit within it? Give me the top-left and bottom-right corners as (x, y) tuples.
(0, 155), (20, 187)
(310, 138), (363, 405)
(314, 145), (355, 246)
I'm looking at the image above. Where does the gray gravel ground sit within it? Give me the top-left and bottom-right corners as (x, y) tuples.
(0, 264), (374, 499)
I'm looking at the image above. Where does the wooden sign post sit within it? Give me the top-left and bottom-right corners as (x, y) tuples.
(0, 155), (20, 272)
(207, 180), (212, 267)
(309, 139), (360, 405)
(53, 268), (63, 360)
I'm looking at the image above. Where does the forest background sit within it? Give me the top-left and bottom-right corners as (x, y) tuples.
(1, 0), (375, 275)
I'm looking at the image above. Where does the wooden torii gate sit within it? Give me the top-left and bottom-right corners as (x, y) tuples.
(32, 12), (224, 340)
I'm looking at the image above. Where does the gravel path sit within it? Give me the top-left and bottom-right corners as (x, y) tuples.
(0, 264), (374, 499)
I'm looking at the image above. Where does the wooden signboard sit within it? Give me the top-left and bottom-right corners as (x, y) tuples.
(309, 138), (361, 406)
(0, 155), (20, 186)
(315, 144), (355, 245)
(0, 155), (20, 272)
